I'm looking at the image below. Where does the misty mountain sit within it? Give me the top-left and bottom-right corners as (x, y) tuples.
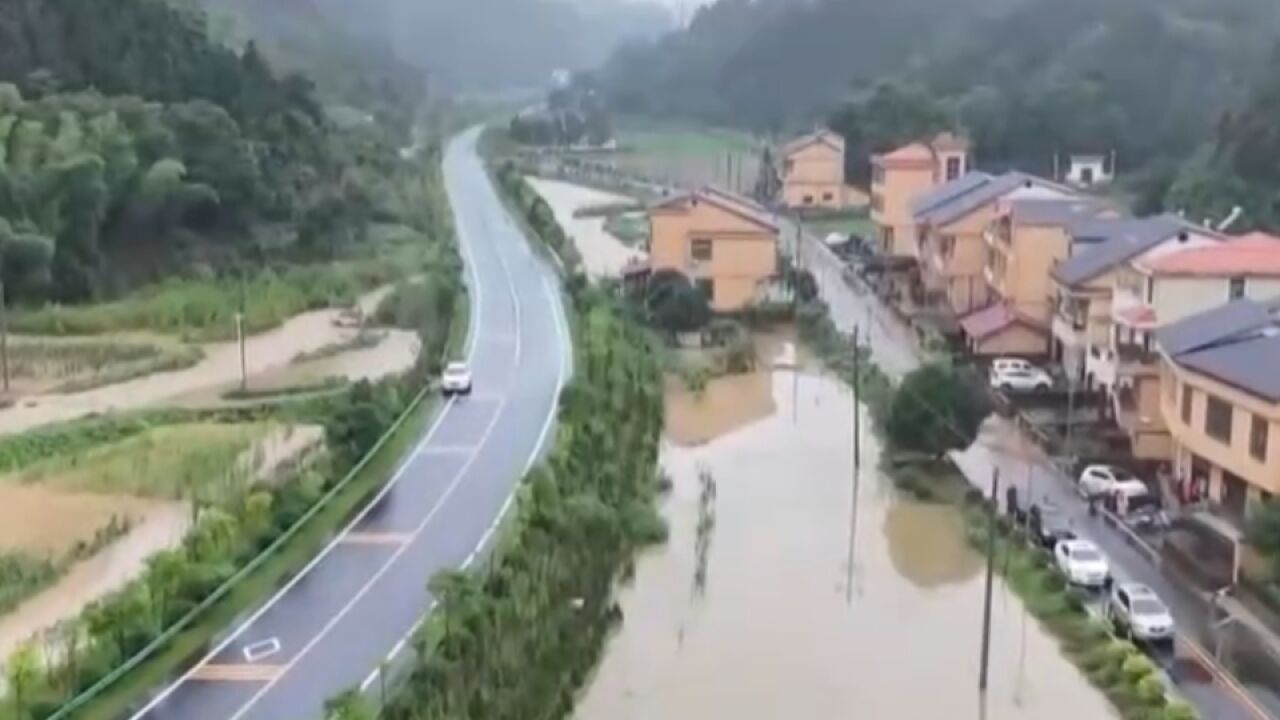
(604, 0), (1280, 178)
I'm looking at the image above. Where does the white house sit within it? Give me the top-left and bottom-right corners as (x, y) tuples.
(1064, 154), (1114, 188)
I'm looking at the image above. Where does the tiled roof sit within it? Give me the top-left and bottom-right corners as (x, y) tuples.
(911, 172), (993, 219)
(959, 303), (1044, 340)
(1156, 297), (1280, 402)
(1051, 215), (1192, 287)
(915, 172), (1048, 228)
(1007, 197), (1117, 227)
(1143, 233), (1280, 276)
(784, 129), (844, 156)
(650, 185), (779, 232)
(876, 142), (934, 163)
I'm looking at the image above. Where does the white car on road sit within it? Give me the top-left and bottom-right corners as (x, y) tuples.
(989, 365), (1053, 393)
(440, 362), (473, 396)
(1077, 464), (1141, 499)
(1106, 583), (1175, 642)
(1054, 538), (1111, 588)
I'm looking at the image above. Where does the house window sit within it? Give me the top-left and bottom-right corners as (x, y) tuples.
(946, 156), (961, 181)
(695, 278), (714, 300)
(803, 195), (814, 205)
(870, 194), (883, 212)
(691, 238), (713, 262)
(1251, 414), (1269, 462)
(881, 227), (895, 253)
(940, 235), (956, 259)
(1181, 385), (1193, 424)
(822, 192), (834, 202)
(1229, 276), (1246, 300)
(1205, 395), (1233, 444)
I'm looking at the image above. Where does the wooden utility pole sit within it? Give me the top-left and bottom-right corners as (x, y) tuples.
(0, 280), (9, 393)
(237, 269), (248, 392)
(978, 468), (1000, 694)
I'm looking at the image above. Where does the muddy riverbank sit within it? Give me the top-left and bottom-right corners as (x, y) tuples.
(577, 363), (1116, 719)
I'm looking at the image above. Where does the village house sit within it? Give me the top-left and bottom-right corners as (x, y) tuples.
(913, 172), (1073, 320)
(962, 197), (1115, 356)
(1102, 232), (1280, 459)
(781, 129), (868, 210)
(648, 186), (779, 312)
(869, 132), (971, 260)
(1158, 297), (1280, 525)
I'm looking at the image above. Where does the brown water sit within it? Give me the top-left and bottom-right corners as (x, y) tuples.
(0, 496), (187, 664)
(524, 177), (645, 279)
(577, 370), (1116, 720)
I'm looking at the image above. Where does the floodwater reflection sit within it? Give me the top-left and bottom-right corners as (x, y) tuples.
(578, 369), (1116, 720)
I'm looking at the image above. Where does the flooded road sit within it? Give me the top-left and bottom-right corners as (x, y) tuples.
(577, 360), (1116, 720)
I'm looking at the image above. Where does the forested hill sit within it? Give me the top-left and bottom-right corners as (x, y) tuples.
(604, 0), (1280, 182)
(0, 0), (412, 304)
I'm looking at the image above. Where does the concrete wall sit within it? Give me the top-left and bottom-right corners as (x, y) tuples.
(872, 163), (935, 258)
(972, 324), (1047, 356)
(1008, 223), (1071, 325)
(784, 141), (847, 209)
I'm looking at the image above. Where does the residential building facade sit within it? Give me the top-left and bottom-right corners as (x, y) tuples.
(1158, 298), (1280, 524)
(781, 130), (868, 210)
(869, 132), (970, 259)
(648, 187), (779, 312)
(915, 172), (1073, 319)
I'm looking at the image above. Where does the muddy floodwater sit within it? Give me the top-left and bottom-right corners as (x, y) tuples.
(577, 362), (1116, 720)
(524, 177), (643, 279)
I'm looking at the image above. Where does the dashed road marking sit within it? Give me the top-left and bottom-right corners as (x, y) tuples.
(242, 638), (281, 663)
(190, 664), (281, 683)
(415, 445), (476, 457)
(340, 532), (412, 546)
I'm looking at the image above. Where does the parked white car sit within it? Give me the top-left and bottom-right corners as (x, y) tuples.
(989, 366), (1053, 392)
(1077, 464), (1141, 499)
(991, 357), (1035, 375)
(1106, 583), (1175, 642)
(440, 362), (473, 396)
(1054, 538), (1111, 588)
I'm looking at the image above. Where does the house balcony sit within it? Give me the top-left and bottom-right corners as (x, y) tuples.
(1115, 342), (1158, 378)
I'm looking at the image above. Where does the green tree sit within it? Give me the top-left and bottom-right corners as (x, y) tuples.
(324, 689), (376, 720)
(645, 269), (710, 335)
(1248, 499), (1280, 574)
(7, 640), (40, 719)
(884, 362), (992, 458)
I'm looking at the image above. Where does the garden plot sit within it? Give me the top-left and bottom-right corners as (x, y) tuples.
(0, 421), (323, 664)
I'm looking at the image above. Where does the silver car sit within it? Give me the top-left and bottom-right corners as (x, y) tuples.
(1107, 583), (1175, 642)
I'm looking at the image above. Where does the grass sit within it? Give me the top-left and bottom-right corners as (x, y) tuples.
(616, 119), (757, 158)
(803, 212), (875, 241)
(14, 423), (264, 501)
(68, 289), (470, 720)
(10, 259), (404, 342)
(7, 339), (204, 394)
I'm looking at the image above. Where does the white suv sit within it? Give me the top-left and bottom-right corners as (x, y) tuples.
(1077, 465), (1140, 499)
(440, 362), (473, 396)
(989, 366), (1053, 392)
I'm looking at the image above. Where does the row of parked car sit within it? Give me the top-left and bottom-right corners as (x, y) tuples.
(1024, 502), (1175, 643)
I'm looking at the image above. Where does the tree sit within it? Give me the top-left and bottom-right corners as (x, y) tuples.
(644, 269), (710, 335)
(324, 689), (376, 720)
(1248, 500), (1280, 574)
(884, 362), (992, 458)
(7, 640), (40, 719)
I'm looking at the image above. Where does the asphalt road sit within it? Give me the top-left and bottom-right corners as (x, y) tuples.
(798, 230), (1279, 720)
(128, 127), (571, 720)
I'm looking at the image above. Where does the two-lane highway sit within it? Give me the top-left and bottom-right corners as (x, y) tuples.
(130, 127), (570, 720)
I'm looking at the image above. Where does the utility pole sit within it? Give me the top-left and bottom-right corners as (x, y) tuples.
(792, 215), (803, 424)
(846, 325), (862, 605)
(978, 468), (1000, 695)
(0, 279), (9, 393)
(237, 268), (248, 392)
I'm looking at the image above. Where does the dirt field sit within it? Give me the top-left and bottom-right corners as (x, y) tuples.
(0, 485), (165, 559)
(0, 285), (414, 434)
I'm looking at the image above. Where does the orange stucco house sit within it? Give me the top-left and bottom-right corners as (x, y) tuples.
(781, 130), (869, 210)
(869, 132), (971, 259)
(648, 187), (779, 312)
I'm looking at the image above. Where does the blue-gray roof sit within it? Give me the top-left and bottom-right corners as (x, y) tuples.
(1008, 197), (1115, 227)
(911, 172), (992, 218)
(1156, 297), (1280, 402)
(1051, 215), (1191, 287)
(913, 171), (1047, 227)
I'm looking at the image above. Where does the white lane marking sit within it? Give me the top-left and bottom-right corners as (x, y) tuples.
(126, 139), (489, 720)
(226, 132), (527, 720)
(413, 445), (477, 457)
(241, 639), (281, 664)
